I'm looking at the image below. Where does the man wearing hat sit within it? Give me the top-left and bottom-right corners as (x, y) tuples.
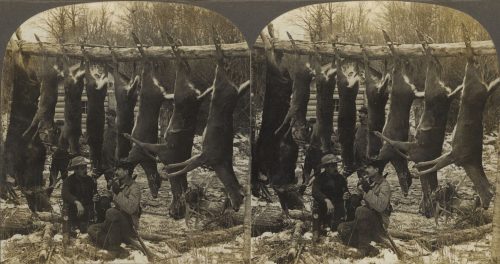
(311, 154), (350, 242)
(88, 159), (141, 257)
(337, 159), (392, 257)
(353, 106), (369, 178)
(62, 156), (97, 235)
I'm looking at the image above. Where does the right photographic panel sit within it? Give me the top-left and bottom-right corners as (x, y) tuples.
(251, 2), (499, 263)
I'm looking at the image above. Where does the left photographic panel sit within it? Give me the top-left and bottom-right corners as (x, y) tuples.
(0, 2), (251, 263)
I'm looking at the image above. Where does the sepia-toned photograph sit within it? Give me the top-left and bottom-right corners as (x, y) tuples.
(250, 2), (500, 263)
(0, 2), (251, 263)
(1, 0), (500, 263)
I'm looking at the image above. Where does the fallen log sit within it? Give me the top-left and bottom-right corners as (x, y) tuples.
(286, 221), (304, 262)
(164, 225), (244, 253)
(416, 223), (492, 250)
(0, 207), (36, 238)
(38, 223), (55, 262)
(0, 207), (62, 236)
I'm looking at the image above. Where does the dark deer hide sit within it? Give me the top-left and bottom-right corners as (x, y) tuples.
(164, 64), (249, 212)
(377, 58), (421, 196)
(59, 63), (86, 155)
(364, 62), (390, 159)
(375, 48), (462, 216)
(337, 61), (360, 175)
(113, 65), (140, 161)
(23, 58), (63, 144)
(2, 52), (50, 211)
(85, 64), (108, 174)
(414, 49), (499, 208)
(127, 61), (168, 198)
(123, 56), (212, 219)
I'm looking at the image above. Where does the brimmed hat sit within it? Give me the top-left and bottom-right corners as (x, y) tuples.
(358, 106), (368, 114)
(320, 154), (341, 167)
(67, 156), (89, 170)
(116, 158), (134, 172)
(365, 159), (384, 171)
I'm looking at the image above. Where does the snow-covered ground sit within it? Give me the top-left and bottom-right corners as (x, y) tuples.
(251, 133), (498, 263)
(1, 134), (250, 263)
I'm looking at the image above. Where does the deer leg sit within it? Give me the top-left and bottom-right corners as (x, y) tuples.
(373, 131), (411, 159)
(462, 163), (493, 209)
(213, 162), (244, 211)
(140, 160), (161, 198)
(163, 154), (204, 179)
(375, 148), (391, 173)
(22, 118), (39, 139)
(419, 170), (438, 218)
(165, 154), (202, 170)
(414, 152), (454, 175)
(390, 157), (412, 196)
(122, 133), (164, 156)
(274, 115), (292, 136)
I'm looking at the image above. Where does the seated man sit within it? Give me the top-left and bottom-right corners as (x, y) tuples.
(337, 160), (392, 257)
(88, 160), (141, 256)
(62, 156), (97, 235)
(312, 154), (349, 242)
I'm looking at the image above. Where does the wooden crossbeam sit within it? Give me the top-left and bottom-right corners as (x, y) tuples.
(253, 39), (497, 59)
(7, 39), (497, 61)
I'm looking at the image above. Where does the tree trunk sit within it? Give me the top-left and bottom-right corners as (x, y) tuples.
(417, 223), (492, 251)
(164, 226), (244, 253)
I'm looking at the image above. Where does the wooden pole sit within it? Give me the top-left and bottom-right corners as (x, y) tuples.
(9, 41), (249, 61)
(8, 40), (496, 61)
(492, 117), (500, 262)
(253, 39), (496, 59)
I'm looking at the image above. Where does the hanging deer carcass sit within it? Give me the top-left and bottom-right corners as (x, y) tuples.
(274, 33), (314, 143)
(301, 48), (337, 188)
(22, 58), (64, 145)
(359, 41), (390, 159)
(373, 31), (462, 216)
(1, 48), (50, 211)
(414, 25), (500, 208)
(252, 31), (293, 200)
(84, 63), (108, 176)
(162, 37), (249, 211)
(112, 63), (140, 161)
(312, 48), (337, 156)
(335, 43), (360, 176)
(376, 30), (424, 196)
(58, 60), (86, 156)
(126, 60), (170, 198)
(122, 35), (213, 219)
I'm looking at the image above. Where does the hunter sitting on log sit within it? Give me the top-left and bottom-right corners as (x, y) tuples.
(337, 160), (392, 257)
(311, 154), (350, 242)
(88, 160), (141, 257)
(62, 156), (98, 236)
